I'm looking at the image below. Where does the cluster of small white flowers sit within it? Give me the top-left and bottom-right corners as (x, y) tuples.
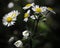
(2, 2), (56, 48)
(2, 2), (56, 26)
(13, 30), (30, 48)
(23, 3), (56, 22)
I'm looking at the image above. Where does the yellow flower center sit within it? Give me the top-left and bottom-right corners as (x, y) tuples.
(25, 4), (31, 7)
(24, 13), (29, 18)
(35, 8), (42, 13)
(48, 7), (53, 10)
(6, 17), (12, 22)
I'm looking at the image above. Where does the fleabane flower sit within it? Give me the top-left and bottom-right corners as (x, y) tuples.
(23, 3), (34, 10)
(32, 5), (42, 13)
(14, 40), (23, 48)
(22, 30), (30, 39)
(2, 10), (20, 27)
(24, 10), (30, 22)
(47, 7), (56, 14)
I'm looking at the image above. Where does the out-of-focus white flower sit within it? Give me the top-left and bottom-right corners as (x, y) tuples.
(24, 10), (30, 22)
(8, 36), (14, 43)
(2, 10), (20, 27)
(40, 7), (56, 14)
(47, 7), (56, 14)
(14, 40), (23, 47)
(23, 3), (34, 10)
(22, 30), (29, 39)
(30, 15), (38, 19)
(8, 2), (14, 8)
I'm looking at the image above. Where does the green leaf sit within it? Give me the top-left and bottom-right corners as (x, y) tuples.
(38, 21), (50, 32)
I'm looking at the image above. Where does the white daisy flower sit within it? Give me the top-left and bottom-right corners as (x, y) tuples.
(8, 2), (14, 8)
(32, 5), (43, 13)
(2, 10), (20, 27)
(22, 30), (29, 39)
(14, 40), (23, 47)
(23, 3), (34, 10)
(47, 7), (56, 14)
(24, 10), (30, 22)
(30, 15), (38, 19)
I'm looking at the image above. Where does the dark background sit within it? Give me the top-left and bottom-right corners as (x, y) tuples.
(0, 0), (60, 48)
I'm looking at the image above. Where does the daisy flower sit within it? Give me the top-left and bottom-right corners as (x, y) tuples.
(23, 3), (34, 10)
(24, 10), (30, 22)
(2, 10), (20, 27)
(14, 40), (23, 47)
(32, 5), (43, 13)
(47, 7), (56, 14)
(22, 30), (29, 39)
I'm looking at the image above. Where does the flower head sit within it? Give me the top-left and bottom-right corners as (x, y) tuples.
(14, 40), (23, 47)
(23, 3), (34, 10)
(32, 5), (42, 13)
(47, 7), (56, 14)
(24, 10), (30, 22)
(2, 10), (20, 27)
(22, 30), (30, 39)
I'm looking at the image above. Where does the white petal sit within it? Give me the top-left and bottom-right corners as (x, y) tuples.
(31, 3), (35, 6)
(11, 22), (15, 25)
(40, 7), (47, 12)
(36, 5), (39, 8)
(24, 18), (28, 22)
(15, 10), (20, 16)
(3, 21), (8, 26)
(7, 23), (11, 27)
(27, 10), (30, 14)
(50, 10), (56, 14)
(32, 8), (35, 11)
(23, 7), (28, 10)
(30, 15), (35, 19)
